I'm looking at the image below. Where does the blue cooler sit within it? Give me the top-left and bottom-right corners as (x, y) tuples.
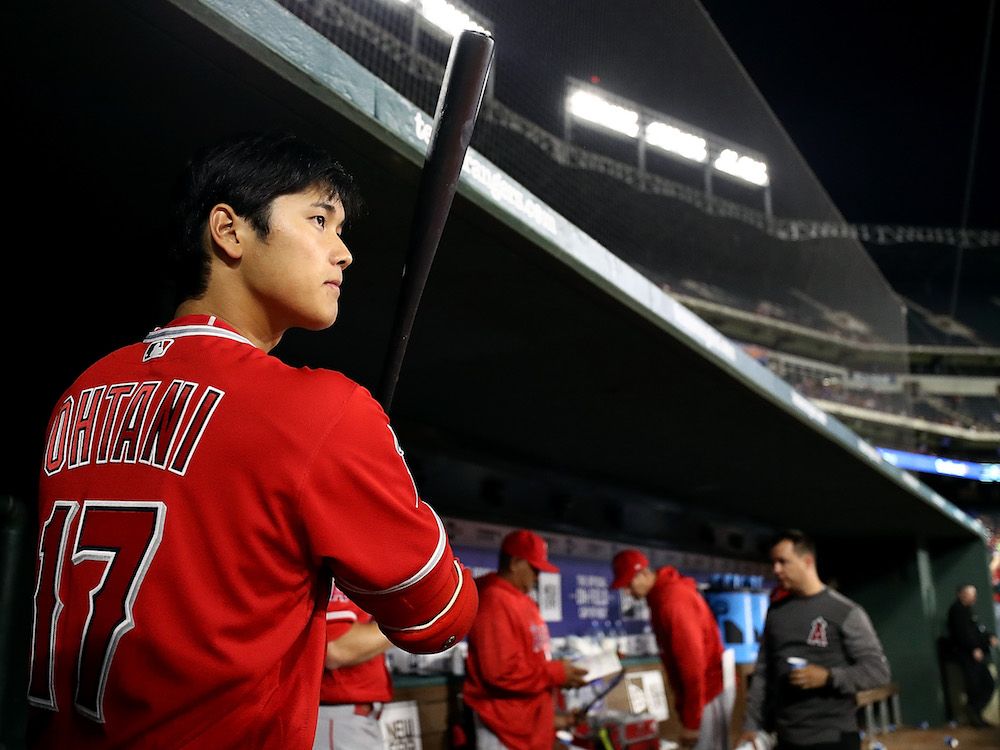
(705, 590), (767, 664)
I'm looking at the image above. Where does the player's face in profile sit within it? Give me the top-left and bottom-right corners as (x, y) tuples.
(770, 540), (808, 593)
(628, 569), (653, 599)
(511, 558), (539, 593)
(522, 563), (539, 593)
(241, 187), (353, 332)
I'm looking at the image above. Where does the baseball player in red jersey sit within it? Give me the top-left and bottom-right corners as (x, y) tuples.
(27, 132), (478, 749)
(314, 584), (394, 749)
(611, 550), (731, 750)
(462, 530), (588, 750)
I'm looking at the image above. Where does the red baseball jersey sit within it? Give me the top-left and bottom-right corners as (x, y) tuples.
(320, 585), (392, 704)
(462, 573), (567, 750)
(646, 566), (724, 731)
(28, 314), (476, 749)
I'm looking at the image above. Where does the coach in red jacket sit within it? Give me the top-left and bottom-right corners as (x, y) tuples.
(463, 530), (588, 750)
(611, 550), (731, 750)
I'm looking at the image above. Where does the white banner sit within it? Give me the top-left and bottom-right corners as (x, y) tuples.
(537, 572), (563, 621)
(379, 700), (422, 750)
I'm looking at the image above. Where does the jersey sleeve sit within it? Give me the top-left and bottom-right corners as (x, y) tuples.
(300, 385), (477, 654)
(828, 606), (891, 693)
(743, 614), (770, 732)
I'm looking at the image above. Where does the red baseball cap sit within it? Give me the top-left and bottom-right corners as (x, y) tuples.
(610, 549), (649, 589)
(501, 529), (559, 573)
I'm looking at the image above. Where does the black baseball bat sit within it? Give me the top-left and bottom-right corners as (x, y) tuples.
(377, 28), (495, 413)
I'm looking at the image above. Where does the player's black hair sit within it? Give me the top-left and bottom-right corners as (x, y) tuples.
(168, 130), (363, 303)
(771, 528), (817, 558)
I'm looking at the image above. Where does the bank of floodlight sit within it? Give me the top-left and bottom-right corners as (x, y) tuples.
(566, 89), (640, 139)
(564, 78), (771, 194)
(644, 121), (708, 163)
(393, 0), (491, 37)
(714, 148), (769, 187)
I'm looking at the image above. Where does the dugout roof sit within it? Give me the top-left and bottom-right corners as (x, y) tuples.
(10, 0), (987, 546)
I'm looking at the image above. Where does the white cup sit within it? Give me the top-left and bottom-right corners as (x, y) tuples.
(787, 657), (807, 670)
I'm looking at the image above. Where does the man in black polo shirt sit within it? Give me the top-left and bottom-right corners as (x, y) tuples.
(947, 583), (998, 728)
(736, 530), (891, 750)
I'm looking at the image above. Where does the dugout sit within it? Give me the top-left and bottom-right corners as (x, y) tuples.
(6, 0), (996, 743)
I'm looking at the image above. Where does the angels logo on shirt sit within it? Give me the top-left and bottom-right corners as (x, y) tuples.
(806, 616), (829, 647)
(330, 585), (351, 604)
(529, 621), (552, 656)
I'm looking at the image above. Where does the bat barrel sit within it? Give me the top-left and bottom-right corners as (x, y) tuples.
(377, 29), (495, 412)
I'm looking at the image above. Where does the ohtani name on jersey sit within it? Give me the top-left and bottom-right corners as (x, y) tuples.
(43, 380), (224, 477)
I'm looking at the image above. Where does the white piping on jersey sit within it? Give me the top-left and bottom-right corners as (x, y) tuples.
(143, 325), (253, 347)
(381, 561), (464, 633)
(326, 611), (359, 622)
(335, 508), (447, 596)
(387, 425), (420, 508)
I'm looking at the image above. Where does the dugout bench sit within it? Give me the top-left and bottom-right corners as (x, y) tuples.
(856, 683), (901, 737)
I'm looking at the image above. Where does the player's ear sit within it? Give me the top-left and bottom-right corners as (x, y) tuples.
(208, 203), (243, 260)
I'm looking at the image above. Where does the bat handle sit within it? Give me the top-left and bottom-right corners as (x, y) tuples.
(377, 29), (495, 412)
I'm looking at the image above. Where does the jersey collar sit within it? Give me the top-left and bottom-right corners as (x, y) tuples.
(144, 315), (255, 347)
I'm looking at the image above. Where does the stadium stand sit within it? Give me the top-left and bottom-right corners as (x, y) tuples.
(272, 0), (998, 472)
(7, 2), (997, 748)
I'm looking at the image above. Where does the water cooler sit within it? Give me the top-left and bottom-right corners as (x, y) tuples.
(704, 574), (769, 664)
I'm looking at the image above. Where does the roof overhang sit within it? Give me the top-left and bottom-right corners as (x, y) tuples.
(10, 0), (987, 545)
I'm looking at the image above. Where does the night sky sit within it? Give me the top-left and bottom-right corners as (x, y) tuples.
(697, 1), (999, 319)
(465, 0), (998, 322)
(698, 1), (999, 230)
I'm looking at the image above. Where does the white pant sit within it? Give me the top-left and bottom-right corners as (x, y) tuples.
(313, 703), (383, 750)
(694, 685), (736, 750)
(474, 712), (512, 750)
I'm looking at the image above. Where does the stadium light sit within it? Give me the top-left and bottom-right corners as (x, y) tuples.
(564, 78), (771, 192)
(392, 0), (491, 37)
(714, 148), (769, 187)
(566, 89), (640, 138)
(644, 121), (707, 163)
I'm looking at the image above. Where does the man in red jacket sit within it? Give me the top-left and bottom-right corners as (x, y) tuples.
(611, 550), (731, 749)
(463, 529), (588, 750)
